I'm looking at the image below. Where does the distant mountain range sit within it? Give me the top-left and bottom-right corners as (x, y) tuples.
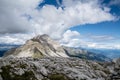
(63, 46), (111, 62)
(0, 44), (20, 57)
(85, 48), (120, 59)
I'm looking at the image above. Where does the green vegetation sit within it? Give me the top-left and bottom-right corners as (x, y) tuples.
(43, 73), (70, 80)
(0, 65), (37, 80)
(33, 52), (43, 58)
(0, 65), (11, 80)
(19, 64), (27, 69)
(33, 47), (44, 58)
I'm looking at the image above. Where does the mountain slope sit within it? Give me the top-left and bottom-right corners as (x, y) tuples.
(4, 34), (68, 58)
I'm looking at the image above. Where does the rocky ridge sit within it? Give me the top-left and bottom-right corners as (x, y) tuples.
(0, 57), (120, 80)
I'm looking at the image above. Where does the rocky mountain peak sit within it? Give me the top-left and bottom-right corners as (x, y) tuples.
(4, 34), (68, 58)
(32, 34), (50, 42)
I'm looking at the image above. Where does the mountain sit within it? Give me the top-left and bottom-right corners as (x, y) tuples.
(4, 34), (68, 58)
(4, 34), (111, 62)
(63, 47), (111, 62)
(0, 57), (120, 80)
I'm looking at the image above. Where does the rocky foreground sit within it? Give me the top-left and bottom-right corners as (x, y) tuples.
(0, 57), (120, 80)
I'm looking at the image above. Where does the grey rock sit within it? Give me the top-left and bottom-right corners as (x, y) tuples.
(0, 75), (3, 80)
(0, 57), (119, 80)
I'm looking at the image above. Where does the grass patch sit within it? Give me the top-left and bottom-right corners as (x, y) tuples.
(0, 65), (37, 80)
(43, 73), (70, 80)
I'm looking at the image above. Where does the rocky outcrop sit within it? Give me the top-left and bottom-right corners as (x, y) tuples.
(106, 58), (120, 79)
(0, 57), (114, 80)
(0, 57), (120, 80)
(4, 34), (68, 58)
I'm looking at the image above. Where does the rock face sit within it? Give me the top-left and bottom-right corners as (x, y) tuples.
(0, 57), (120, 80)
(4, 34), (68, 58)
(63, 46), (111, 62)
(0, 57), (110, 80)
(106, 58), (120, 79)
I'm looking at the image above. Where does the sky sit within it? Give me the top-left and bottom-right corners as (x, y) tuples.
(0, 0), (120, 49)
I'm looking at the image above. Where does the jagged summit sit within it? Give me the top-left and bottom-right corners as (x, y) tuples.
(4, 34), (68, 58)
(32, 34), (50, 41)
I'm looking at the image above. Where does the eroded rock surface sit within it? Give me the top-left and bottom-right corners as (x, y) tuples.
(0, 57), (119, 80)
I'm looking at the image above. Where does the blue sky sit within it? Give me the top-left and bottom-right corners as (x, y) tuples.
(40, 0), (120, 37)
(71, 0), (120, 37)
(37, 0), (120, 49)
(70, 20), (120, 37)
(0, 0), (119, 49)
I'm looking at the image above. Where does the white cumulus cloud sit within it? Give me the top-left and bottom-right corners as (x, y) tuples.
(59, 30), (80, 44)
(60, 31), (120, 49)
(0, 0), (118, 49)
